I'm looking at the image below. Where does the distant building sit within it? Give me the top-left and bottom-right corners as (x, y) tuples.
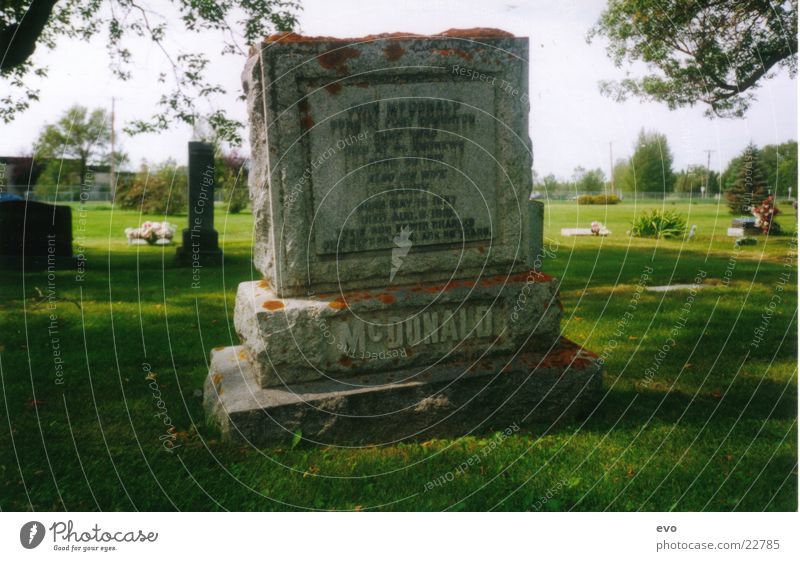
(0, 156), (127, 201)
(0, 156), (43, 198)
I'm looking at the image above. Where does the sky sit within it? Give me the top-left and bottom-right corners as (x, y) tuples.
(0, 0), (796, 179)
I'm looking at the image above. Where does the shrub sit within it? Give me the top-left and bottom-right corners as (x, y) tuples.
(630, 209), (687, 239)
(115, 160), (187, 215)
(577, 194), (621, 205)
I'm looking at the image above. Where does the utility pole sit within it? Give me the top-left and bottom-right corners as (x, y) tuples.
(703, 149), (714, 199)
(608, 141), (614, 196)
(110, 97), (116, 198)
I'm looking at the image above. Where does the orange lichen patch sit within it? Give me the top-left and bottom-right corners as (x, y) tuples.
(212, 346), (225, 352)
(329, 298), (348, 310)
(317, 47), (360, 73)
(266, 31), (420, 44)
(538, 339), (596, 370)
(264, 29), (513, 43)
(383, 43), (405, 61)
(300, 114), (315, 130)
(482, 270), (555, 288)
(257, 278), (270, 289)
(339, 356), (353, 367)
(421, 278), (475, 293)
(325, 82), (343, 94)
(433, 48), (472, 60)
(476, 245), (485, 254)
(377, 293), (396, 305)
(237, 349), (249, 361)
(439, 28), (514, 39)
(262, 300), (285, 311)
(211, 373), (223, 386)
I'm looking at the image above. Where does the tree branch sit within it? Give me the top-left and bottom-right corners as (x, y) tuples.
(0, 0), (60, 72)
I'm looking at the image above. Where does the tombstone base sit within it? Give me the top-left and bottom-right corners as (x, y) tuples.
(175, 228), (223, 266)
(203, 338), (603, 446)
(234, 273), (562, 389)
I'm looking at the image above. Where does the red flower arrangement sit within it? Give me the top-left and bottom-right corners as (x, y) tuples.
(752, 195), (781, 234)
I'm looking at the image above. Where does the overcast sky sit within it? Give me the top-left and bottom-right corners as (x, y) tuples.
(0, 0), (796, 179)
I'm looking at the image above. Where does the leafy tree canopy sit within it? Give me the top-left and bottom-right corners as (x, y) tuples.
(573, 166), (607, 194)
(589, 0), (798, 117)
(34, 105), (128, 186)
(1, 0), (299, 143)
(620, 129), (675, 193)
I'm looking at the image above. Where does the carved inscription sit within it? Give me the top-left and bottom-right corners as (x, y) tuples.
(306, 81), (497, 255)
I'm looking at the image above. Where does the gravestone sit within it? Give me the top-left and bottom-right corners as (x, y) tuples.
(203, 29), (603, 445)
(0, 200), (77, 270)
(731, 216), (760, 234)
(175, 141), (223, 266)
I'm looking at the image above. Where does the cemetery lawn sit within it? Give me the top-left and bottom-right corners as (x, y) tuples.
(0, 200), (796, 512)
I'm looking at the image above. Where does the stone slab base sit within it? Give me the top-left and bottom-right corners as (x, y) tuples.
(203, 337), (603, 446)
(235, 271), (562, 388)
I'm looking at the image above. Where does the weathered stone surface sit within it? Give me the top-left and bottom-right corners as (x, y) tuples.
(204, 338), (603, 446)
(235, 270), (561, 388)
(243, 30), (534, 297)
(202, 29), (604, 445)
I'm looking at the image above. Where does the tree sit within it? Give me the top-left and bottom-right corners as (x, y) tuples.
(761, 141), (798, 198)
(589, 0), (798, 117)
(115, 159), (187, 215)
(726, 144), (769, 214)
(34, 159), (82, 201)
(34, 105), (115, 188)
(536, 173), (568, 197)
(674, 164), (719, 194)
(0, 1), (299, 143)
(573, 167), (606, 194)
(215, 149), (249, 213)
(611, 159), (632, 194)
(626, 129), (675, 194)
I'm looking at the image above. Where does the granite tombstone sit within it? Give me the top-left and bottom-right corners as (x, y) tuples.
(0, 200), (77, 270)
(204, 29), (603, 445)
(176, 141), (223, 267)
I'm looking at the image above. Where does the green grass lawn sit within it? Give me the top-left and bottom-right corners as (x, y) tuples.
(0, 200), (796, 511)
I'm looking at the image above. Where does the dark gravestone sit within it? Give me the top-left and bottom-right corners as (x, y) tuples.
(0, 200), (76, 270)
(176, 141), (223, 267)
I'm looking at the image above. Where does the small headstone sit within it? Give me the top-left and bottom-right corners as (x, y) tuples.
(175, 142), (223, 266)
(561, 228), (594, 236)
(731, 216), (760, 234)
(0, 200), (77, 270)
(727, 227), (745, 237)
